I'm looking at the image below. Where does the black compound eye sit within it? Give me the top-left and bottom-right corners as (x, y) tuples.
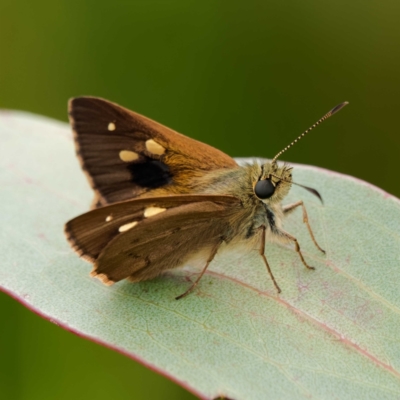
(254, 179), (275, 199)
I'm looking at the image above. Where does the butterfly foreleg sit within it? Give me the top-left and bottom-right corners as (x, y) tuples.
(283, 200), (325, 254)
(175, 238), (224, 300)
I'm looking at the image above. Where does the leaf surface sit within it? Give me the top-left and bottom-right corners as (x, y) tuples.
(1, 110), (400, 400)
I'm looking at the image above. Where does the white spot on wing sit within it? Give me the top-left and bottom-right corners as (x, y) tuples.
(108, 122), (116, 131)
(105, 215), (113, 222)
(144, 207), (166, 218)
(118, 221), (138, 232)
(145, 139), (165, 155)
(119, 150), (139, 162)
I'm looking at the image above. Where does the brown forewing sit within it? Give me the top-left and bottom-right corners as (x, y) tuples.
(65, 194), (241, 282)
(69, 97), (238, 206)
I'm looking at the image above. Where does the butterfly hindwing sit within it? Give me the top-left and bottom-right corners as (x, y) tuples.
(95, 201), (236, 284)
(69, 97), (238, 206)
(65, 194), (241, 284)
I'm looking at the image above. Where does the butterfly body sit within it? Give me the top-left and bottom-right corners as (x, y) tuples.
(65, 97), (347, 297)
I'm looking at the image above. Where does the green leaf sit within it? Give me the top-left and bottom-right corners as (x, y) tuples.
(1, 110), (400, 400)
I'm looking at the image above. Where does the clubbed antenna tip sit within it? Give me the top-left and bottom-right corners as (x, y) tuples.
(330, 101), (349, 116)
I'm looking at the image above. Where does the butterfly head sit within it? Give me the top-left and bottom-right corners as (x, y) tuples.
(254, 161), (292, 204)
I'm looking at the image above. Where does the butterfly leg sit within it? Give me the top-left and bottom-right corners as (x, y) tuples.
(175, 239), (223, 300)
(283, 200), (325, 254)
(259, 226), (281, 294)
(278, 229), (315, 270)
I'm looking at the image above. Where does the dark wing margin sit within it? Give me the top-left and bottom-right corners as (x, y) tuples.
(68, 97), (238, 206)
(65, 194), (241, 284)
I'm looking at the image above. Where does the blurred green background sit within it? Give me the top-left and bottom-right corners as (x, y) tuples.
(1, 1), (399, 399)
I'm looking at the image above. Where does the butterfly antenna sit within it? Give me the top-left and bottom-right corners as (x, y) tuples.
(272, 101), (349, 164)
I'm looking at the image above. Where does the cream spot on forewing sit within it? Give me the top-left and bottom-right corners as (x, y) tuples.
(119, 150), (139, 162)
(145, 139), (165, 155)
(144, 207), (166, 218)
(105, 215), (113, 222)
(118, 221), (138, 232)
(108, 122), (116, 131)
